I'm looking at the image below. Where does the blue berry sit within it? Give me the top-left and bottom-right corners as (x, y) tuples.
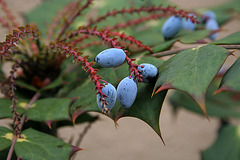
(182, 13), (197, 31)
(203, 10), (216, 20)
(95, 48), (126, 68)
(202, 10), (216, 24)
(161, 16), (182, 40)
(205, 18), (219, 40)
(97, 83), (117, 113)
(117, 77), (138, 108)
(138, 63), (158, 83)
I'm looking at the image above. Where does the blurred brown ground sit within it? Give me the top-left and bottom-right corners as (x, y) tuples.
(0, 0), (240, 160)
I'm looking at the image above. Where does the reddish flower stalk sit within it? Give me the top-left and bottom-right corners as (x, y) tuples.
(0, 16), (12, 30)
(8, 63), (21, 136)
(70, 34), (89, 46)
(46, 1), (81, 44)
(87, 5), (199, 27)
(104, 30), (153, 53)
(106, 12), (168, 30)
(0, 0), (18, 28)
(63, 27), (143, 82)
(77, 41), (103, 50)
(56, 0), (93, 40)
(0, 25), (38, 58)
(51, 42), (107, 97)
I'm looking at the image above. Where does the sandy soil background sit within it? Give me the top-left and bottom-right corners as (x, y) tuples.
(0, 0), (240, 160)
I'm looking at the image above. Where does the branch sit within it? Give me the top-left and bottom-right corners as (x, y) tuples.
(150, 44), (240, 57)
(46, 1), (80, 45)
(7, 92), (40, 160)
(63, 27), (143, 82)
(50, 42), (107, 96)
(56, 0), (93, 40)
(86, 5), (199, 27)
(0, 0), (18, 28)
(0, 25), (39, 59)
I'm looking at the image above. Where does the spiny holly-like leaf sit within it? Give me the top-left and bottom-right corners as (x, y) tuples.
(0, 98), (26, 119)
(211, 31), (240, 45)
(202, 125), (240, 160)
(179, 30), (210, 44)
(112, 83), (167, 141)
(216, 57), (240, 93)
(14, 128), (82, 160)
(153, 45), (229, 117)
(69, 57), (166, 139)
(170, 78), (240, 118)
(26, 98), (71, 122)
(0, 127), (12, 151)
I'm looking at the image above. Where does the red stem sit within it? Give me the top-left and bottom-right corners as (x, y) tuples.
(56, 0), (93, 40)
(0, 0), (18, 28)
(87, 5), (199, 27)
(7, 92), (40, 160)
(63, 27), (143, 81)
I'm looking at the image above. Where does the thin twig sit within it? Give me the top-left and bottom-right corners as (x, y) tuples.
(56, 0), (93, 40)
(7, 92), (40, 160)
(150, 44), (240, 57)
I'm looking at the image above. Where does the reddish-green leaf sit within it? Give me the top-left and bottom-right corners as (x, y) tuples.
(211, 31), (240, 45)
(14, 128), (82, 160)
(26, 98), (71, 122)
(202, 125), (240, 160)
(153, 45), (229, 117)
(216, 57), (240, 93)
(0, 127), (12, 151)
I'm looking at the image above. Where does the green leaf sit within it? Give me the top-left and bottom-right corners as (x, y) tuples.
(152, 38), (179, 53)
(216, 57), (240, 93)
(0, 127), (12, 151)
(170, 79), (240, 118)
(40, 76), (63, 91)
(202, 125), (240, 160)
(211, 31), (240, 45)
(113, 83), (167, 141)
(179, 30), (210, 44)
(0, 98), (26, 119)
(15, 128), (81, 160)
(26, 98), (71, 122)
(16, 80), (38, 92)
(153, 45), (229, 116)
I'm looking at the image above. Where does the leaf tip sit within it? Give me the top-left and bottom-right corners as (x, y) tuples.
(70, 145), (83, 158)
(72, 110), (85, 125)
(46, 120), (53, 129)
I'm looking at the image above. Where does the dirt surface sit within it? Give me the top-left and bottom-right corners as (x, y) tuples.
(0, 0), (240, 160)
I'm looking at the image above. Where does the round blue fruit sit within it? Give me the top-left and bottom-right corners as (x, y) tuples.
(201, 10), (216, 24)
(95, 48), (126, 68)
(182, 13), (197, 31)
(117, 77), (138, 108)
(138, 63), (158, 83)
(161, 16), (182, 40)
(203, 10), (216, 20)
(205, 18), (219, 40)
(97, 83), (117, 112)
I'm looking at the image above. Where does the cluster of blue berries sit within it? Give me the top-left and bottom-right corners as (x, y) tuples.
(161, 10), (219, 40)
(95, 48), (158, 113)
